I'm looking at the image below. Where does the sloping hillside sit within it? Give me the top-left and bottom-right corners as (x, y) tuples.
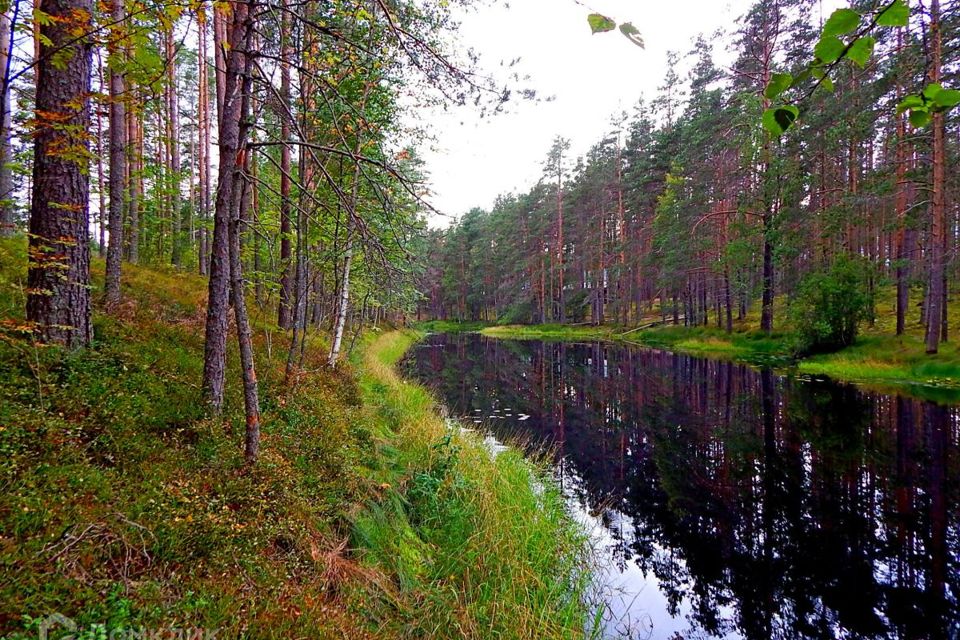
(0, 237), (590, 640)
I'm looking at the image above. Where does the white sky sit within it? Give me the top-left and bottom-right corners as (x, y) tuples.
(416, 0), (760, 228)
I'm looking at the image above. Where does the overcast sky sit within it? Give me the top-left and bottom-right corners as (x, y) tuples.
(415, 0), (762, 228)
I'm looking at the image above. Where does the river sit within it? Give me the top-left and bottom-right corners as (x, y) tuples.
(401, 332), (959, 640)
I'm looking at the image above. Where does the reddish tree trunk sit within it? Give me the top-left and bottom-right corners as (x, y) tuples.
(27, 0), (93, 347)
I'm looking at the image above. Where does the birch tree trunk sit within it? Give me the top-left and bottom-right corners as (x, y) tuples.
(0, 6), (14, 236)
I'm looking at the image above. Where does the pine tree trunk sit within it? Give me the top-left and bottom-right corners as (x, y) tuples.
(277, 0), (293, 328)
(27, 0), (93, 347)
(198, 7), (210, 275)
(894, 23), (910, 336)
(126, 100), (140, 263)
(202, 0), (252, 411)
(167, 26), (182, 267)
(104, 0), (126, 307)
(925, 0), (945, 354)
(231, 20), (260, 463)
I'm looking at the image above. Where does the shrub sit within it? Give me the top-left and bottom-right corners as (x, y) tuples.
(789, 255), (872, 356)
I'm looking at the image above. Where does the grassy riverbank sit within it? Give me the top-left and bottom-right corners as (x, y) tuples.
(352, 330), (592, 638)
(468, 290), (960, 396)
(0, 237), (590, 639)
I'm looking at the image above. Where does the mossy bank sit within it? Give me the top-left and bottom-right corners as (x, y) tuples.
(0, 237), (591, 639)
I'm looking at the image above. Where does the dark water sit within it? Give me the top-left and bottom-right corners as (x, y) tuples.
(401, 333), (960, 640)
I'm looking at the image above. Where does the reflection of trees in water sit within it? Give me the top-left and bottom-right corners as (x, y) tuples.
(403, 334), (960, 639)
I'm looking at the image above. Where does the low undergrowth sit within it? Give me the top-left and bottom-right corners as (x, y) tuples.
(0, 236), (592, 639)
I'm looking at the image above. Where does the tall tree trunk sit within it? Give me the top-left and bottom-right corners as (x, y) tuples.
(0, 5), (14, 235)
(198, 6), (210, 274)
(202, 0), (252, 411)
(126, 97), (140, 263)
(277, 0), (293, 328)
(231, 65), (260, 463)
(27, 0), (93, 347)
(167, 26), (183, 267)
(894, 24), (910, 336)
(556, 164), (565, 323)
(925, 0), (945, 354)
(95, 56), (106, 256)
(104, 0), (126, 307)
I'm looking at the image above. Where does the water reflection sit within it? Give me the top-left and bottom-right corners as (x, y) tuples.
(401, 333), (960, 640)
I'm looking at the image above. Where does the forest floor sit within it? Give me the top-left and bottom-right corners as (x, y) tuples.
(0, 237), (591, 639)
(424, 291), (960, 402)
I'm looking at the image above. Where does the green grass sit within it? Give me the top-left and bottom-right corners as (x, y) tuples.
(478, 287), (960, 397)
(481, 323), (620, 342)
(483, 323), (791, 365)
(414, 319), (492, 334)
(0, 236), (592, 640)
(354, 330), (593, 639)
(797, 334), (960, 402)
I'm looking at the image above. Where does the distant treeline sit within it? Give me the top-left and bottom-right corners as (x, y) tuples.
(417, 0), (958, 352)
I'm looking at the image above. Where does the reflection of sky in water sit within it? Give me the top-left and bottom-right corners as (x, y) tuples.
(558, 460), (741, 639)
(402, 333), (960, 640)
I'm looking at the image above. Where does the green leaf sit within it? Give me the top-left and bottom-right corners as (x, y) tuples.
(814, 36), (846, 64)
(909, 109), (931, 128)
(618, 22), (644, 48)
(762, 105), (799, 137)
(876, 0), (909, 27)
(896, 95), (924, 114)
(764, 72), (792, 100)
(932, 88), (960, 109)
(775, 105), (799, 130)
(587, 13), (616, 34)
(33, 8), (55, 26)
(923, 82), (943, 100)
(821, 76), (835, 93)
(846, 36), (874, 67)
(822, 8), (861, 37)
(790, 69), (811, 87)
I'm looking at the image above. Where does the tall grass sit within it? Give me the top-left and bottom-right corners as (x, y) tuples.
(354, 330), (594, 639)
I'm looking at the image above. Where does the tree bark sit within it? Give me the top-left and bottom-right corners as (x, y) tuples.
(167, 25), (182, 267)
(277, 0), (293, 328)
(26, 0), (93, 347)
(104, 0), (126, 307)
(925, 0), (945, 354)
(202, 0), (252, 411)
(225, 5), (260, 463)
(198, 6), (210, 274)
(0, 5), (14, 235)
(126, 97), (140, 263)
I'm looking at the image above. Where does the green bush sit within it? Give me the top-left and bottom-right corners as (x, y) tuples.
(789, 255), (873, 356)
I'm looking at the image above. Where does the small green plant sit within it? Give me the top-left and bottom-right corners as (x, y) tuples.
(789, 255), (873, 356)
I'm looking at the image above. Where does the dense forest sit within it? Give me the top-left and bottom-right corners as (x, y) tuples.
(1, 0), (959, 635)
(419, 0), (959, 355)
(0, 0), (499, 464)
